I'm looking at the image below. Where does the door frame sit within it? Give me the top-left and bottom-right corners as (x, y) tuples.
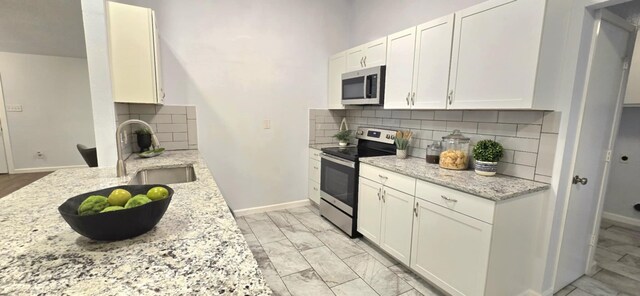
(551, 1), (635, 292)
(0, 73), (15, 174)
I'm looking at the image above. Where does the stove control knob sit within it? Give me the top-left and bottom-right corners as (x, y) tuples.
(357, 131), (364, 135)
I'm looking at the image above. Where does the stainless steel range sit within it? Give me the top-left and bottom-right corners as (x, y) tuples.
(319, 127), (397, 238)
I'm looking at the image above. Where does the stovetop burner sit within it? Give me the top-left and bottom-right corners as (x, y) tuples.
(320, 127), (398, 162)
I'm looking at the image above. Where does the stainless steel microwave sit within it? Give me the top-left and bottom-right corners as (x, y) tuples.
(341, 66), (385, 105)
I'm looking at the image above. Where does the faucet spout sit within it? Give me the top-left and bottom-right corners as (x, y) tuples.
(116, 119), (161, 177)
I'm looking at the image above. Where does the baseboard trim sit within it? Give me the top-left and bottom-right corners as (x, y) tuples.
(516, 289), (543, 296)
(12, 165), (87, 174)
(602, 211), (640, 228)
(541, 287), (554, 296)
(234, 199), (311, 216)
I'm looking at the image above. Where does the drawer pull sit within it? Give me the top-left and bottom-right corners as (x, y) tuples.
(441, 195), (458, 203)
(314, 166), (318, 169)
(414, 202), (418, 217)
(378, 174), (388, 180)
(382, 190), (386, 203)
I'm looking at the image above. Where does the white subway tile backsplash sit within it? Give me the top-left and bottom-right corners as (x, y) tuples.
(187, 119), (197, 146)
(536, 133), (558, 176)
(129, 104), (156, 114)
(413, 130), (433, 140)
(513, 151), (537, 166)
(502, 150), (515, 163)
(162, 141), (189, 150)
(368, 117), (383, 125)
(173, 132), (188, 142)
(411, 110), (435, 120)
(187, 106), (197, 120)
(115, 103), (130, 115)
(542, 111), (561, 133)
(435, 111), (463, 121)
(421, 120), (447, 131)
(516, 124), (542, 139)
(463, 111), (498, 123)
(382, 118), (400, 127)
(172, 114), (187, 124)
(140, 114), (172, 124)
(156, 123), (188, 133)
(535, 174), (552, 183)
(392, 110), (412, 119)
(400, 119), (421, 129)
(376, 110), (392, 118)
(498, 111), (544, 124)
(156, 133), (173, 142)
(478, 123), (517, 137)
(446, 121), (478, 133)
(497, 162), (535, 179)
(156, 105), (187, 115)
(347, 109), (363, 117)
(495, 136), (540, 153)
(362, 110), (376, 117)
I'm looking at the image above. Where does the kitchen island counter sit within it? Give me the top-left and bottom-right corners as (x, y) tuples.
(0, 150), (270, 295)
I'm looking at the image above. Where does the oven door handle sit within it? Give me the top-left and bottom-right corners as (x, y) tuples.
(321, 153), (356, 168)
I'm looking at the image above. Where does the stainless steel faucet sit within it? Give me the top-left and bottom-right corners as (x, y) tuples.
(116, 119), (160, 177)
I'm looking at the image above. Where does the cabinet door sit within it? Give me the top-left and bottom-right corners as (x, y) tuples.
(308, 180), (320, 205)
(384, 27), (416, 109)
(412, 14), (454, 110)
(380, 186), (414, 265)
(357, 177), (382, 244)
(108, 2), (159, 104)
(411, 199), (492, 296)
(448, 0), (545, 109)
(328, 52), (347, 109)
(346, 46), (366, 72)
(363, 37), (387, 68)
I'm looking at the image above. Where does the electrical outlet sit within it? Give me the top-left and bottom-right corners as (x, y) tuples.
(6, 104), (23, 112)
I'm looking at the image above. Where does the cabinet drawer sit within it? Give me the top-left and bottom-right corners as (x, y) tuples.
(415, 180), (495, 224)
(360, 163), (416, 195)
(309, 159), (321, 183)
(308, 180), (320, 205)
(309, 148), (321, 161)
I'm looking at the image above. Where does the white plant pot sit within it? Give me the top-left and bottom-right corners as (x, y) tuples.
(396, 149), (408, 159)
(339, 141), (348, 147)
(475, 160), (498, 176)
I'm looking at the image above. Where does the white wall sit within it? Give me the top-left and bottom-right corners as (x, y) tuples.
(108, 0), (350, 210)
(603, 107), (640, 223)
(0, 52), (95, 171)
(348, 0), (483, 46)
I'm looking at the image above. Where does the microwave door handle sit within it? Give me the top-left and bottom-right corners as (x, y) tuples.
(363, 76), (368, 99)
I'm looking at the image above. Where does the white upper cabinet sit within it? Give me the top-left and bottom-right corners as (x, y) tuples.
(412, 14), (455, 109)
(385, 15), (455, 110)
(384, 28), (417, 109)
(448, 0), (547, 109)
(625, 30), (640, 106)
(107, 2), (164, 104)
(328, 51), (347, 109)
(346, 37), (388, 72)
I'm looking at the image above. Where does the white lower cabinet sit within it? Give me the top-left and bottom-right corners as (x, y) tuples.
(410, 198), (492, 296)
(308, 180), (320, 205)
(380, 186), (414, 265)
(308, 149), (322, 204)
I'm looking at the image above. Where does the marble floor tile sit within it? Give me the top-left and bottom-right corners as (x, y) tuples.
(262, 239), (311, 276)
(598, 237), (639, 256)
(287, 206), (312, 215)
(243, 212), (271, 223)
(259, 261), (292, 296)
(279, 223), (324, 251)
(244, 233), (269, 265)
(554, 284), (576, 296)
(314, 229), (365, 259)
(389, 264), (443, 296)
(597, 259), (640, 282)
(571, 275), (618, 296)
(592, 270), (640, 296)
(281, 269), (335, 296)
(344, 253), (413, 296)
(247, 218), (287, 245)
(620, 254), (640, 269)
(600, 220), (614, 230)
(331, 278), (378, 296)
(600, 227), (640, 246)
(399, 290), (424, 296)
(300, 246), (359, 287)
(595, 247), (624, 263)
(306, 205), (320, 215)
(267, 210), (301, 228)
(235, 217), (253, 234)
(355, 238), (398, 267)
(567, 288), (595, 296)
(292, 211), (336, 233)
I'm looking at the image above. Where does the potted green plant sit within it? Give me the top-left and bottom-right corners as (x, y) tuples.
(135, 128), (153, 151)
(472, 140), (504, 176)
(395, 130), (412, 159)
(333, 130), (352, 147)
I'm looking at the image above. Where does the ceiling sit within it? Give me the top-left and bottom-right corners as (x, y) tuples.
(0, 0), (86, 58)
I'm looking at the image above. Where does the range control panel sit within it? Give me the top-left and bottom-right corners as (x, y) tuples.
(355, 127), (397, 144)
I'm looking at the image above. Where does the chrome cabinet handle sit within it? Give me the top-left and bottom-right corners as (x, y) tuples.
(448, 90), (454, 105)
(313, 166), (318, 169)
(406, 92), (410, 106)
(377, 188), (382, 200)
(378, 174), (388, 180)
(363, 56), (367, 67)
(441, 195), (457, 203)
(382, 189), (386, 203)
(414, 202), (418, 217)
(411, 92), (415, 105)
(360, 57), (364, 67)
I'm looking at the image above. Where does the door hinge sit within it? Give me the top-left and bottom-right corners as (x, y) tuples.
(605, 150), (612, 162)
(589, 234), (598, 246)
(623, 58), (630, 70)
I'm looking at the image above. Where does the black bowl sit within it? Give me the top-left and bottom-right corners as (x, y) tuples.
(58, 184), (173, 241)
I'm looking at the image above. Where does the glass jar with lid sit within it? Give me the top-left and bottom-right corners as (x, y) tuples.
(439, 130), (470, 170)
(426, 141), (442, 164)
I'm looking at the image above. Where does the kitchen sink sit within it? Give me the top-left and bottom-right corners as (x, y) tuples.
(128, 164), (197, 185)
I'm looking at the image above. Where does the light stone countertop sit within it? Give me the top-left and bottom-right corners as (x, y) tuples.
(360, 156), (549, 201)
(0, 150), (271, 295)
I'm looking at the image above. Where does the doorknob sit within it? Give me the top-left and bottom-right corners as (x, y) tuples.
(572, 175), (588, 185)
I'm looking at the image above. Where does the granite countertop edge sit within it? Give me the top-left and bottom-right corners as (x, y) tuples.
(360, 156), (550, 202)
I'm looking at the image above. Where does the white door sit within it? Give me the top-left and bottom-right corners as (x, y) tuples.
(346, 46), (365, 72)
(411, 199), (492, 296)
(328, 52), (346, 109)
(357, 177), (382, 244)
(412, 14), (455, 109)
(380, 186), (414, 265)
(363, 37), (387, 68)
(384, 27), (416, 109)
(448, 0), (545, 109)
(555, 11), (633, 290)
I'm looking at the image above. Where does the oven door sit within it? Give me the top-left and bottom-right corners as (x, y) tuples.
(320, 153), (357, 216)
